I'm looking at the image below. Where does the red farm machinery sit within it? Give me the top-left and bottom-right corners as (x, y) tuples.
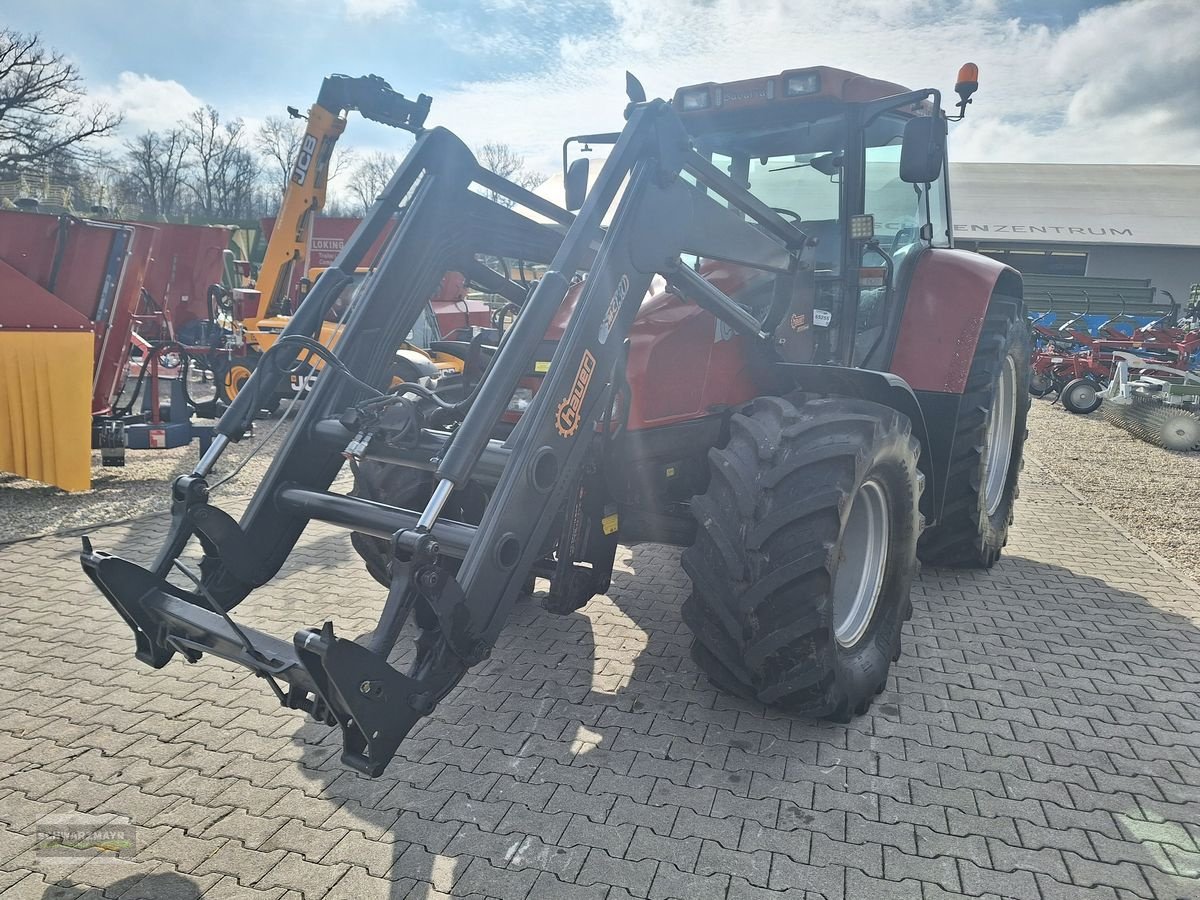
(1023, 275), (1200, 442)
(0, 210), (231, 490)
(81, 64), (1031, 778)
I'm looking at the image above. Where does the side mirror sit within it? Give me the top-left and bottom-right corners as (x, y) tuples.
(564, 158), (589, 212)
(899, 116), (945, 184)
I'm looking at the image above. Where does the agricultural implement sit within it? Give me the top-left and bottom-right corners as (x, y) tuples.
(1028, 311), (1199, 414)
(1101, 356), (1200, 451)
(81, 64), (1031, 777)
(0, 211), (229, 490)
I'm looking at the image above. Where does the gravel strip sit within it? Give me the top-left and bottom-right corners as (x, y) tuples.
(1024, 396), (1200, 583)
(5, 382), (1198, 584)
(0, 411), (297, 544)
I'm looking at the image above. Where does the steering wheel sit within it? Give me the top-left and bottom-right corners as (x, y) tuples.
(770, 207), (803, 223)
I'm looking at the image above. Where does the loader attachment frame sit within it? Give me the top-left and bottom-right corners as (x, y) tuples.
(82, 100), (806, 776)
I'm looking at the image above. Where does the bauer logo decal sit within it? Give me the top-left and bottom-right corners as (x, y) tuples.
(555, 350), (596, 437)
(598, 275), (629, 344)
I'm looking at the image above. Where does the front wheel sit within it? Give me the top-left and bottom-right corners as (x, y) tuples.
(681, 395), (922, 721)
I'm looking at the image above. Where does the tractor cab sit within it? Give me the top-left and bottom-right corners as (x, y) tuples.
(563, 65), (969, 372)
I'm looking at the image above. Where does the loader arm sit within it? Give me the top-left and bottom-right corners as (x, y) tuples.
(250, 75), (431, 329)
(81, 98), (805, 777)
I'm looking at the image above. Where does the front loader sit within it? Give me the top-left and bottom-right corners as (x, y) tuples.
(81, 64), (1028, 778)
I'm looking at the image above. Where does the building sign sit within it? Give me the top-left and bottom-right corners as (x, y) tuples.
(955, 224), (1134, 238)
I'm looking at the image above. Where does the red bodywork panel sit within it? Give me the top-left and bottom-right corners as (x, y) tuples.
(0, 209), (122, 325)
(0, 259), (90, 330)
(889, 249), (1015, 394)
(430, 271), (493, 337)
(538, 265), (760, 431)
(0, 210), (156, 415)
(139, 223), (232, 330)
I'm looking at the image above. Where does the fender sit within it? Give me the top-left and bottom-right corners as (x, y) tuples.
(889, 248), (1021, 394)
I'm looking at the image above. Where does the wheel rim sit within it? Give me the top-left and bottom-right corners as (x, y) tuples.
(1067, 381), (1096, 411)
(1030, 372), (1052, 395)
(983, 356), (1018, 516)
(225, 365), (252, 399)
(832, 478), (890, 649)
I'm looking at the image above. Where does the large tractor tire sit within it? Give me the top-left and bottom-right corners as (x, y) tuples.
(349, 463), (487, 587)
(919, 295), (1030, 568)
(681, 396), (922, 721)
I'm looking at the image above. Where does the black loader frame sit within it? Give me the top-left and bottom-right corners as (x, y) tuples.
(81, 95), (903, 777)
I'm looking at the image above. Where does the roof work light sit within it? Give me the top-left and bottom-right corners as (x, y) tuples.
(784, 72), (821, 96)
(679, 88), (711, 110)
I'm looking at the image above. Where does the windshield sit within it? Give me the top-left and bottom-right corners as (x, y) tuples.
(746, 153), (840, 220)
(697, 113), (847, 271)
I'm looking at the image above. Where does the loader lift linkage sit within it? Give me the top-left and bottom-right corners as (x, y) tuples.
(82, 96), (811, 776)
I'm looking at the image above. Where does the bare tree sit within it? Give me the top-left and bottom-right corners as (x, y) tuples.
(255, 114), (303, 195)
(184, 105), (260, 218)
(346, 150), (400, 215)
(475, 141), (546, 207)
(121, 128), (190, 218)
(256, 113), (355, 211)
(0, 29), (121, 172)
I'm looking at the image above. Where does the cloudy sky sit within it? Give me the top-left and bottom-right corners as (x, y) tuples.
(8, 0), (1200, 181)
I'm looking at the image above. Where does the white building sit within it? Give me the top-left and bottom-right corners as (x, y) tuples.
(950, 163), (1200, 303)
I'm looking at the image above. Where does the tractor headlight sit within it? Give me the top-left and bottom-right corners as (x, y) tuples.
(507, 387), (534, 413)
(679, 88), (710, 110)
(784, 72), (820, 96)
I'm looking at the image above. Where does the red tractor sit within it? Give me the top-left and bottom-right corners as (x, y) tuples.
(82, 64), (1029, 777)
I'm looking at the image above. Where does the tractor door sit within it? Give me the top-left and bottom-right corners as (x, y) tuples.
(852, 110), (951, 368)
(703, 149), (844, 365)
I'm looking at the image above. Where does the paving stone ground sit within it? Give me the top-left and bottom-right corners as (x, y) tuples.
(1, 456), (1198, 900)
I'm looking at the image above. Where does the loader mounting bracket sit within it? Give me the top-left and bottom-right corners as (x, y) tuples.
(151, 474), (273, 589)
(293, 621), (431, 777)
(82, 539), (179, 669)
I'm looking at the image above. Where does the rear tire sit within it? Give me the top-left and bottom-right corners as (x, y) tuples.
(919, 295), (1030, 568)
(681, 396), (922, 721)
